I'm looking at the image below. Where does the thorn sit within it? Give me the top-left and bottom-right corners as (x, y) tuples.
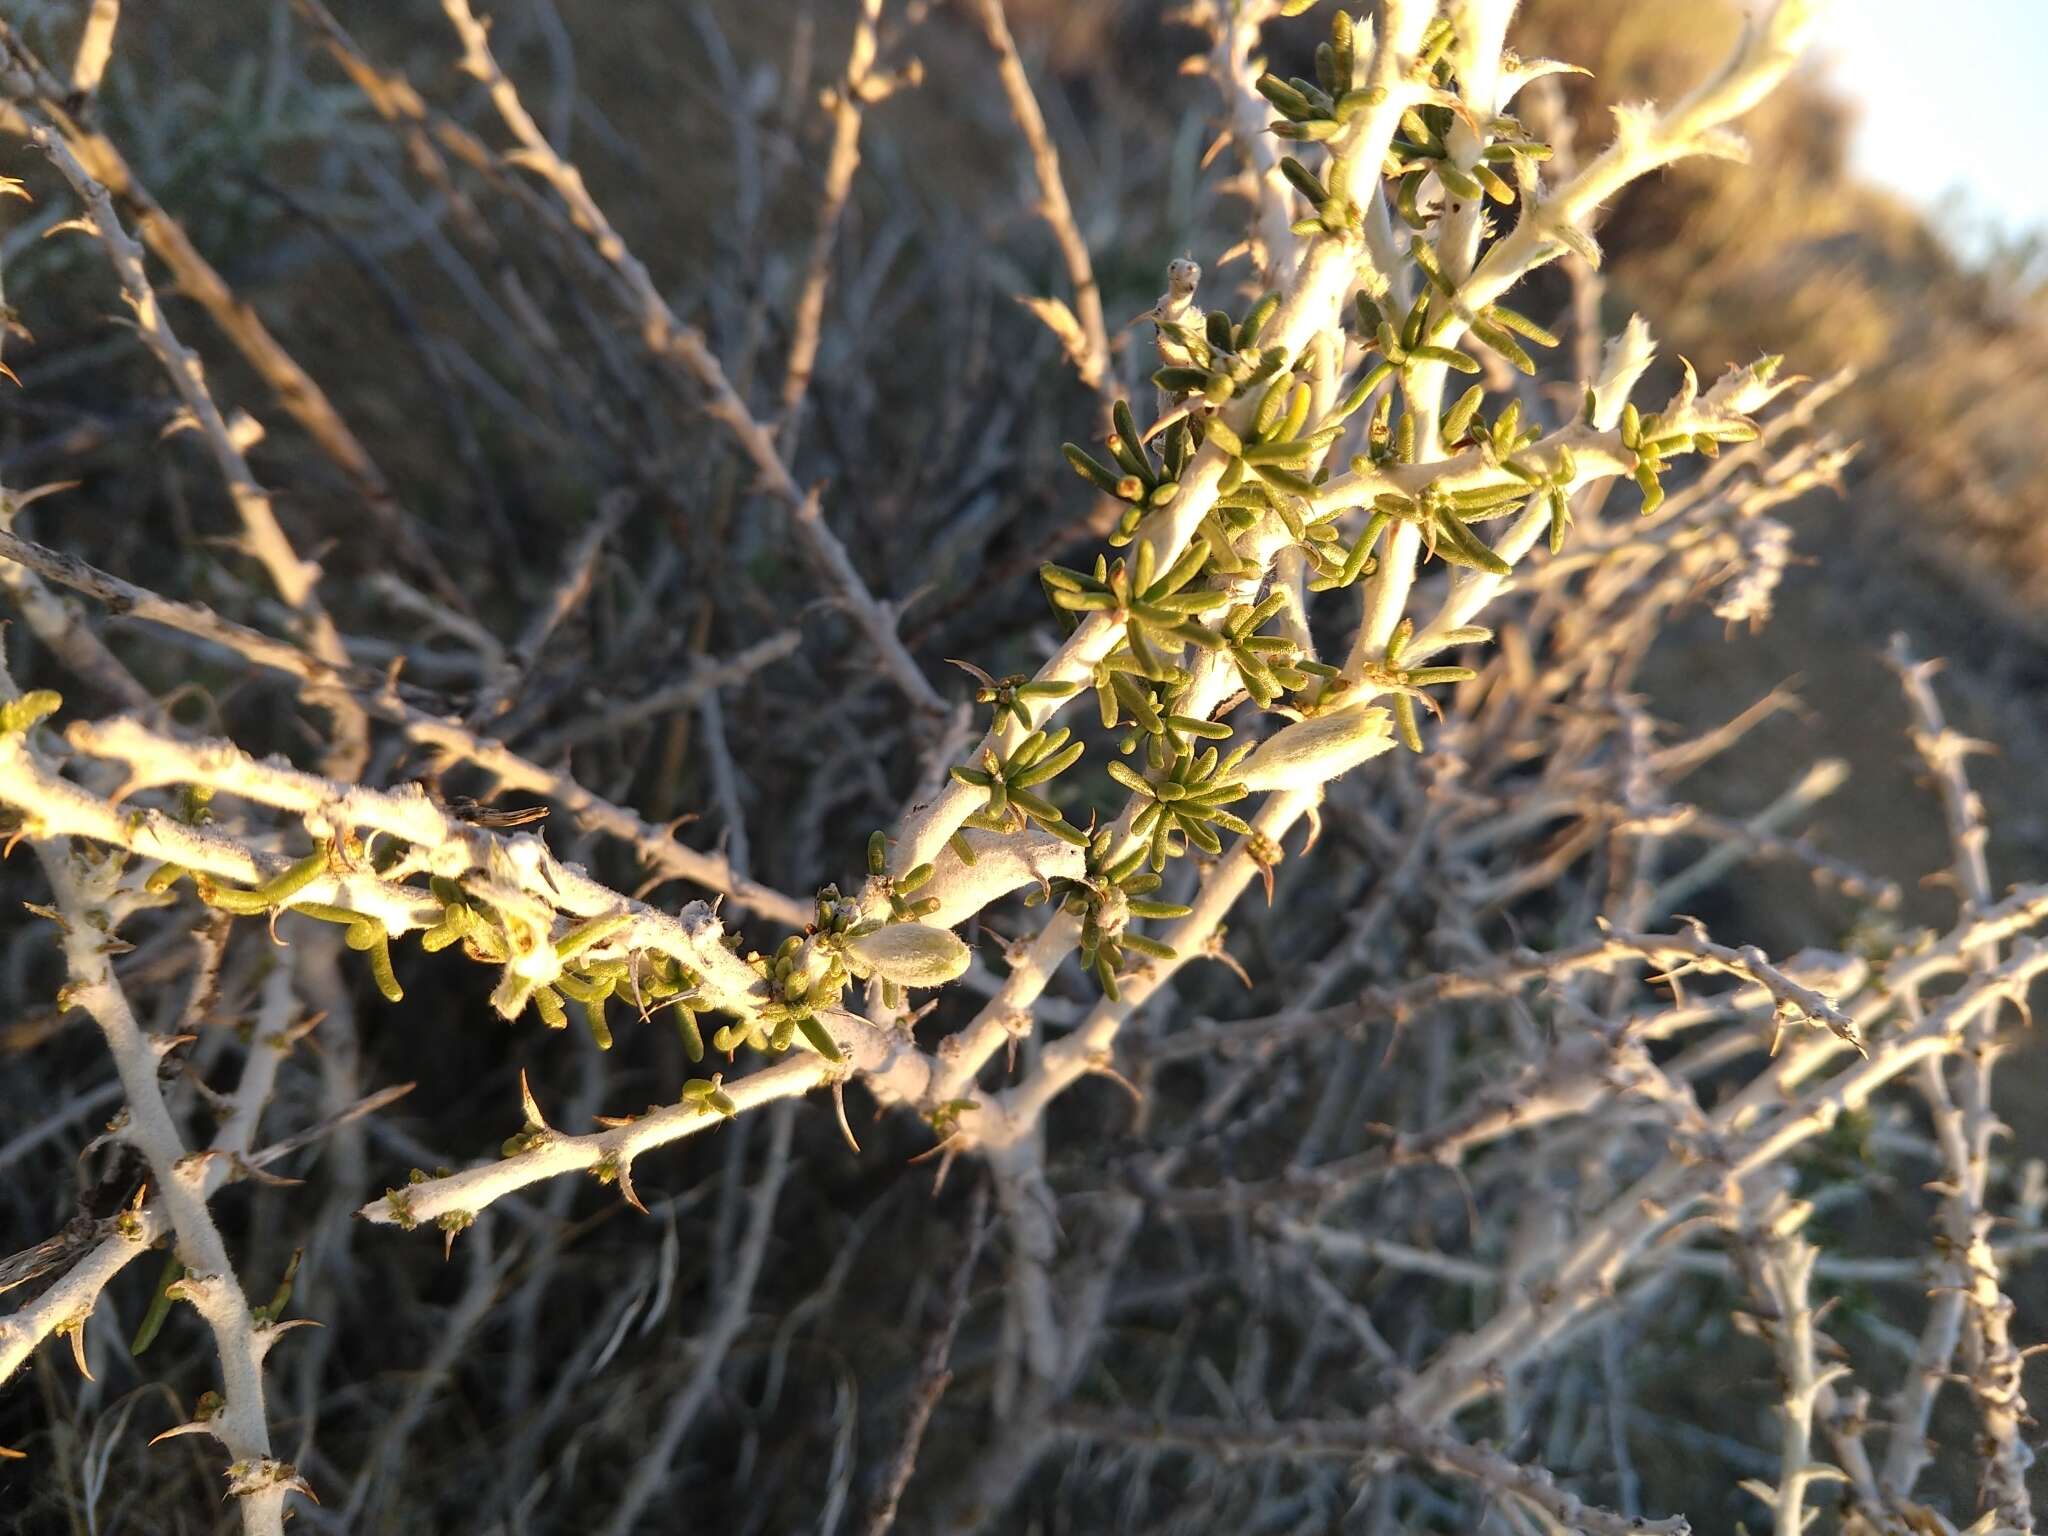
(1250, 845), (1278, 906)
(1203, 930), (1254, 989)
(517, 1069), (551, 1133)
(148, 1420), (215, 1447)
(616, 1160), (648, 1215)
(232, 1154), (304, 1189)
(1085, 1055), (1144, 1108)
(279, 1009), (327, 1049)
(930, 1142), (961, 1195)
(832, 1079), (861, 1154)
(908, 1131), (962, 1168)
(1299, 800), (1324, 855)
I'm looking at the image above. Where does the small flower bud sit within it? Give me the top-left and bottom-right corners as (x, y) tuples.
(1238, 705), (1396, 793)
(842, 922), (970, 988)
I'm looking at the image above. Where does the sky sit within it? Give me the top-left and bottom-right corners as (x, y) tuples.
(1816, 0), (2047, 258)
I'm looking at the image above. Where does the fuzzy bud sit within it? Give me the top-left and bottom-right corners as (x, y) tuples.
(843, 923), (970, 988)
(1238, 705), (1396, 792)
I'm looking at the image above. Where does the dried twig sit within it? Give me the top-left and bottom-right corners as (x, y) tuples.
(439, 0), (946, 717)
(862, 1176), (990, 1536)
(965, 0), (1110, 394)
(25, 120), (373, 777)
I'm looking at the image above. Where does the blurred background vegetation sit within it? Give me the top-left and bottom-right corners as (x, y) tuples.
(1, 0), (2042, 1529)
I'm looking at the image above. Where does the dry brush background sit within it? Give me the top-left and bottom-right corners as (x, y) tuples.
(0, 1), (2044, 1533)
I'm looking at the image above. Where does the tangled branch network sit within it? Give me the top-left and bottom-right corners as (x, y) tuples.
(0, 0), (2043, 1532)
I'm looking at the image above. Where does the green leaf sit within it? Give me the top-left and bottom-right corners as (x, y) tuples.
(1237, 292), (1279, 349)
(1063, 443), (1122, 495)
(1256, 73), (1318, 120)
(0, 690), (61, 738)
(1430, 508), (1513, 575)
(1279, 155), (1329, 204)
(796, 1014), (843, 1063)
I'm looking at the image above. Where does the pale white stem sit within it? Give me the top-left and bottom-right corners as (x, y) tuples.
(1727, 1193), (1843, 1534)
(36, 850), (298, 1532)
(0, 1083), (405, 1387)
(1393, 942), (2048, 1427)
(929, 912), (1079, 1105)
(1202, 0), (1298, 285)
(1453, 0), (1818, 327)
(362, 1005), (931, 1227)
(0, 533), (802, 920)
(1881, 636), (2033, 1524)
